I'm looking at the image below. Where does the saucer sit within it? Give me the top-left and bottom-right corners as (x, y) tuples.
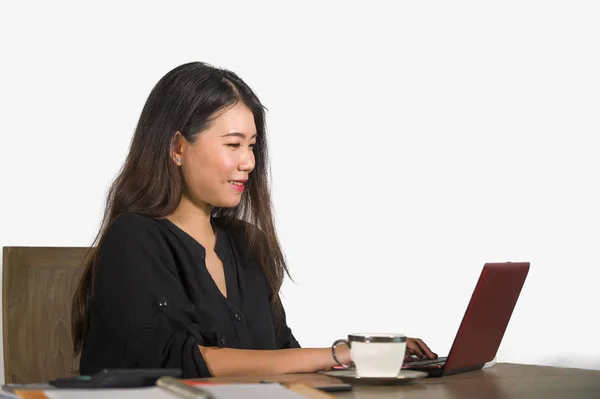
(324, 369), (428, 385)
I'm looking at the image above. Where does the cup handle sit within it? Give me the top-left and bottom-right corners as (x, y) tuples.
(331, 339), (352, 368)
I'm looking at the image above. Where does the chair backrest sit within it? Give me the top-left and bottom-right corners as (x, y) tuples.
(2, 246), (90, 384)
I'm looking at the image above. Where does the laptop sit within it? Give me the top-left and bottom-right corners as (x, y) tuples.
(403, 262), (530, 377)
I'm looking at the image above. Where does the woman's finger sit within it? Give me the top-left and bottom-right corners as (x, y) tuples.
(413, 338), (437, 359)
(407, 339), (426, 358)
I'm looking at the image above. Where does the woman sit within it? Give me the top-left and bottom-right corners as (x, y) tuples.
(71, 61), (437, 378)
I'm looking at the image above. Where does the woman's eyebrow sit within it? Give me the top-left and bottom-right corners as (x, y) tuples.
(221, 132), (257, 139)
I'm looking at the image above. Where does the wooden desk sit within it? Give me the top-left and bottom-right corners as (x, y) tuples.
(202, 363), (600, 399)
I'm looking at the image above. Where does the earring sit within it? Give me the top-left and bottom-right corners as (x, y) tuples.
(176, 157), (182, 165)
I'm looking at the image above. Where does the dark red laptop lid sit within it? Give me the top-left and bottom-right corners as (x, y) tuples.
(444, 262), (530, 374)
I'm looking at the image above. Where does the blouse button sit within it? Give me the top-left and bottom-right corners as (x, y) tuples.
(219, 337), (226, 346)
(233, 313), (241, 321)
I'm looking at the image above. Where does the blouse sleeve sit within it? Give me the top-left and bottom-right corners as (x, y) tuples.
(88, 213), (215, 378)
(270, 295), (301, 349)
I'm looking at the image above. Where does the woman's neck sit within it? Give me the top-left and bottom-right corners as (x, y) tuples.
(168, 195), (215, 247)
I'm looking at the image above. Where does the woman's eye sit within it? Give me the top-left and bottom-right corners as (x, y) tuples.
(227, 143), (255, 150)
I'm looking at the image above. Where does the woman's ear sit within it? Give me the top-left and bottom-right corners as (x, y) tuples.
(171, 132), (185, 166)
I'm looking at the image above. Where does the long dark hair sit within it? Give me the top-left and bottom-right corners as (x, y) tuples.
(71, 61), (289, 355)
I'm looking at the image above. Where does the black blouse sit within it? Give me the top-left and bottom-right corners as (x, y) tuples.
(79, 212), (300, 378)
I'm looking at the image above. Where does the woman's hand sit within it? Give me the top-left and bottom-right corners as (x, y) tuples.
(405, 337), (437, 361)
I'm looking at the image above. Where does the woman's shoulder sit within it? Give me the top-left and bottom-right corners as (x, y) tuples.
(102, 212), (167, 245)
(95, 212), (175, 274)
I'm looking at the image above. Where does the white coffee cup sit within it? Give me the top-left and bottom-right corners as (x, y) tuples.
(331, 333), (407, 378)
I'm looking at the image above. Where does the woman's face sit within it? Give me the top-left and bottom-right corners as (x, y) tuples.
(174, 102), (257, 209)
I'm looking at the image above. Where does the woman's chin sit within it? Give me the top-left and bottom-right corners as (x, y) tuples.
(212, 196), (242, 209)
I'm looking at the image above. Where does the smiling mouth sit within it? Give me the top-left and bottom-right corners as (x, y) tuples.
(229, 181), (246, 192)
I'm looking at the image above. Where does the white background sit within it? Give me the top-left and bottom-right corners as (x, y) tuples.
(1, 0), (599, 383)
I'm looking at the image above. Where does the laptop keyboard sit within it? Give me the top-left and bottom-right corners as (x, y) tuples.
(404, 356), (448, 367)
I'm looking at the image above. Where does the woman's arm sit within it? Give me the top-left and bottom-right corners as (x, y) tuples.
(199, 345), (350, 377)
